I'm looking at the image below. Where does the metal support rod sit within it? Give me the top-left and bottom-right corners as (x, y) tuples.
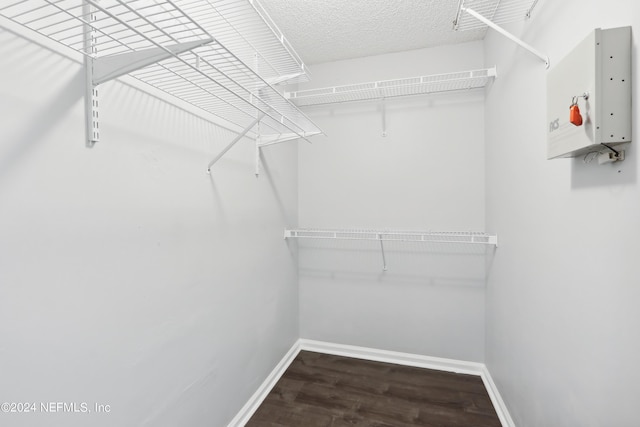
(379, 234), (388, 271)
(526, 0), (540, 19)
(381, 98), (387, 137)
(462, 6), (549, 68)
(83, 0), (98, 147)
(207, 114), (264, 173)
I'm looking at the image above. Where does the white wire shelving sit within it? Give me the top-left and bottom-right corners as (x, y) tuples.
(174, 0), (309, 85)
(285, 68), (497, 107)
(285, 228), (498, 245)
(453, 0), (548, 67)
(284, 228), (498, 271)
(0, 0), (322, 158)
(453, 0), (539, 31)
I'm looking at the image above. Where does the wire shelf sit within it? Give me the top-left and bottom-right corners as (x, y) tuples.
(173, 0), (309, 84)
(454, 0), (540, 31)
(0, 0), (210, 57)
(127, 44), (319, 135)
(285, 68), (496, 107)
(0, 0), (321, 139)
(285, 229), (498, 246)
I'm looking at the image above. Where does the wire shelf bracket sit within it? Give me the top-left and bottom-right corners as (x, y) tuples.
(453, 0), (549, 68)
(253, 130), (323, 176)
(207, 113), (265, 173)
(86, 0), (215, 146)
(284, 228), (498, 271)
(265, 72), (308, 86)
(256, 131), (323, 148)
(86, 40), (215, 145)
(91, 39), (212, 86)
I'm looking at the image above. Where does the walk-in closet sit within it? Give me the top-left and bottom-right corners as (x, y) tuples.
(0, 0), (638, 426)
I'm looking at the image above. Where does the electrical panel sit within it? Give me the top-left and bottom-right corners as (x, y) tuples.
(547, 27), (632, 160)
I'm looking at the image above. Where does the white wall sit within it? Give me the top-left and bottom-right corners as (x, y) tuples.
(297, 42), (489, 362)
(0, 27), (298, 427)
(484, 1), (640, 425)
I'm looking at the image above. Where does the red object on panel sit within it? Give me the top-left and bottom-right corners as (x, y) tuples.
(570, 104), (583, 126)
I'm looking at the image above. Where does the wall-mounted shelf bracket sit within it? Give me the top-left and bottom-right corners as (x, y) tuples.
(265, 72), (307, 86)
(256, 132), (321, 148)
(92, 40), (212, 86)
(254, 131), (322, 176)
(80, 0), (214, 147)
(85, 39), (212, 146)
(381, 98), (387, 137)
(379, 235), (388, 271)
(207, 114), (265, 174)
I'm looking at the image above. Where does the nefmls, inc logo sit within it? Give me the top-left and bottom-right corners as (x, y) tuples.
(549, 118), (560, 132)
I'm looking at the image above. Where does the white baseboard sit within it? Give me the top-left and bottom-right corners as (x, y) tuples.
(226, 342), (301, 427)
(228, 339), (514, 427)
(298, 339), (485, 376)
(480, 365), (516, 427)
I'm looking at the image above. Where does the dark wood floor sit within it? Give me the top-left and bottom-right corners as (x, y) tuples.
(246, 350), (501, 427)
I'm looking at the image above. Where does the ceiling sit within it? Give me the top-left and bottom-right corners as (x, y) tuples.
(258, 0), (488, 65)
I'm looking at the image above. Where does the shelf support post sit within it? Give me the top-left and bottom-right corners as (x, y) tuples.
(207, 114), (265, 173)
(83, 0), (99, 147)
(255, 144), (261, 176)
(461, 6), (549, 68)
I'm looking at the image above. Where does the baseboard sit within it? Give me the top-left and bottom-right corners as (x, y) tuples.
(228, 339), (515, 427)
(226, 341), (301, 427)
(298, 339), (485, 376)
(480, 365), (516, 427)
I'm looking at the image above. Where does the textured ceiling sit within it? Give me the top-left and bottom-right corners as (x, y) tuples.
(258, 0), (488, 65)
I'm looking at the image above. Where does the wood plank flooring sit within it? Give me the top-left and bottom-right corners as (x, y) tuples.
(246, 351), (501, 427)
